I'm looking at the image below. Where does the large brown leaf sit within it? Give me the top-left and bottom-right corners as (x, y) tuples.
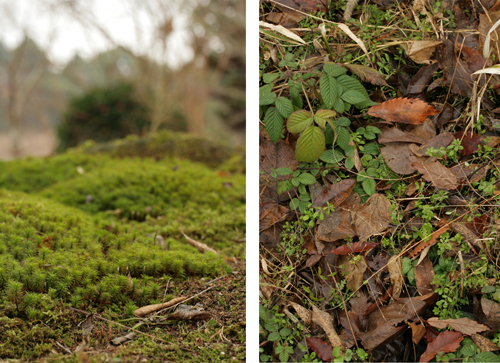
(381, 143), (428, 175)
(317, 209), (356, 242)
(412, 161), (458, 190)
(387, 256), (403, 300)
(351, 193), (391, 241)
(411, 132), (454, 157)
(337, 255), (367, 291)
(378, 127), (425, 144)
(420, 331), (463, 363)
(331, 241), (378, 255)
(415, 256), (436, 296)
(368, 98), (439, 124)
(427, 317), (490, 335)
(312, 179), (355, 208)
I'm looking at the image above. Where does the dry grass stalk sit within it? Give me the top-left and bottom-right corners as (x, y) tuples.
(134, 297), (187, 317)
(180, 229), (219, 254)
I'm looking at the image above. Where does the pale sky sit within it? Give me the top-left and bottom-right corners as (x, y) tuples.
(0, 0), (194, 69)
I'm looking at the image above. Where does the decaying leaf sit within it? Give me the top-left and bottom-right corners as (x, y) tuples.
(378, 127), (425, 144)
(312, 179), (356, 208)
(134, 297), (187, 317)
(409, 322), (426, 344)
(402, 40), (442, 64)
(420, 330), (463, 363)
(317, 209), (356, 242)
(306, 336), (334, 362)
(471, 333), (500, 352)
(411, 132), (454, 157)
(337, 254), (367, 292)
(351, 193), (391, 241)
(169, 304), (212, 321)
(412, 161), (458, 190)
(368, 98), (439, 124)
(387, 256), (403, 300)
(381, 143), (429, 175)
(415, 256), (436, 296)
(259, 203), (290, 231)
(344, 64), (389, 86)
(427, 317), (490, 335)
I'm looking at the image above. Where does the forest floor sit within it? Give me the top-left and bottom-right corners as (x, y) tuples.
(0, 131), (246, 362)
(259, 1), (500, 362)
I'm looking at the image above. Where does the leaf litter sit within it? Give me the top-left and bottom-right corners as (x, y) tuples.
(260, 0), (500, 361)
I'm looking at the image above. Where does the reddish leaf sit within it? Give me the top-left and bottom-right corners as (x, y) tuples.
(454, 130), (482, 156)
(331, 241), (378, 255)
(312, 179), (355, 208)
(420, 331), (463, 363)
(306, 336), (333, 362)
(368, 98), (439, 124)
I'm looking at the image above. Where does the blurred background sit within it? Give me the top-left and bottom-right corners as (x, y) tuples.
(0, 0), (245, 159)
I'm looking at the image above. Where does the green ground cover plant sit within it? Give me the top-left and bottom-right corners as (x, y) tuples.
(0, 131), (246, 362)
(259, 0), (500, 361)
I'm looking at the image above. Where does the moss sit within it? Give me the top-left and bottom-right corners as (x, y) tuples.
(0, 131), (245, 361)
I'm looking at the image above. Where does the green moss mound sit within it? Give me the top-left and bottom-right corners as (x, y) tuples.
(0, 132), (245, 361)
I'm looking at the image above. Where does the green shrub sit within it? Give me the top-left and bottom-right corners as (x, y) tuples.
(57, 81), (150, 151)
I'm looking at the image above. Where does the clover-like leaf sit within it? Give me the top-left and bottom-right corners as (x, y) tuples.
(287, 110), (314, 134)
(295, 126), (326, 162)
(314, 109), (336, 129)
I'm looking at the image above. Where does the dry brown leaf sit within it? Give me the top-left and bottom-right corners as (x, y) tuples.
(471, 333), (500, 352)
(111, 332), (136, 346)
(402, 40), (442, 64)
(368, 98), (439, 124)
(410, 322), (427, 344)
(381, 143), (430, 175)
(344, 63), (389, 86)
(134, 297), (187, 317)
(317, 209), (355, 242)
(259, 203), (290, 231)
(378, 127), (425, 144)
(412, 161), (458, 190)
(411, 132), (454, 157)
(415, 256), (436, 296)
(387, 256), (403, 300)
(427, 317), (490, 335)
(311, 303), (345, 350)
(351, 193), (391, 241)
(338, 255), (367, 292)
(289, 301), (313, 325)
(312, 179), (356, 208)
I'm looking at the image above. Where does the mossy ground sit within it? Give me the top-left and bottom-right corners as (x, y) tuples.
(0, 132), (245, 362)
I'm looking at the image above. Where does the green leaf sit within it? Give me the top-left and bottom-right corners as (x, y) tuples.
(264, 107), (284, 143)
(366, 167), (378, 177)
(263, 73), (280, 83)
(268, 331), (280, 341)
(259, 84), (273, 96)
(280, 328), (292, 337)
(337, 117), (350, 127)
(289, 86), (303, 109)
(324, 124), (334, 145)
(284, 53), (295, 61)
(320, 74), (338, 109)
(402, 257), (412, 274)
(323, 63), (347, 77)
(362, 178), (376, 196)
(297, 173), (317, 185)
(344, 145), (355, 157)
(320, 149), (344, 164)
(314, 109), (336, 129)
(287, 110), (314, 134)
(345, 157), (355, 169)
(295, 126), (326, 162)
(335, 126), (350, 150)
(341, 90), (368, 105)
(474, 352), (500, 362)
(279, 351), (289, 363)
(461, 344), (476, 357)
(363, 142), (380, 155)
(333, 98), (345, 113)
(291, 178), (300, 187)
(290, 198), (300, 210)
(275, 97), (294, 118)
(260, 92), (277, 106)
(366, 125), (382, 134)
(275, 167), (293, 175)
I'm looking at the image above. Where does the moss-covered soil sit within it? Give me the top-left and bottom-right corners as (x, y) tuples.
(0, 131), (246, 362)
